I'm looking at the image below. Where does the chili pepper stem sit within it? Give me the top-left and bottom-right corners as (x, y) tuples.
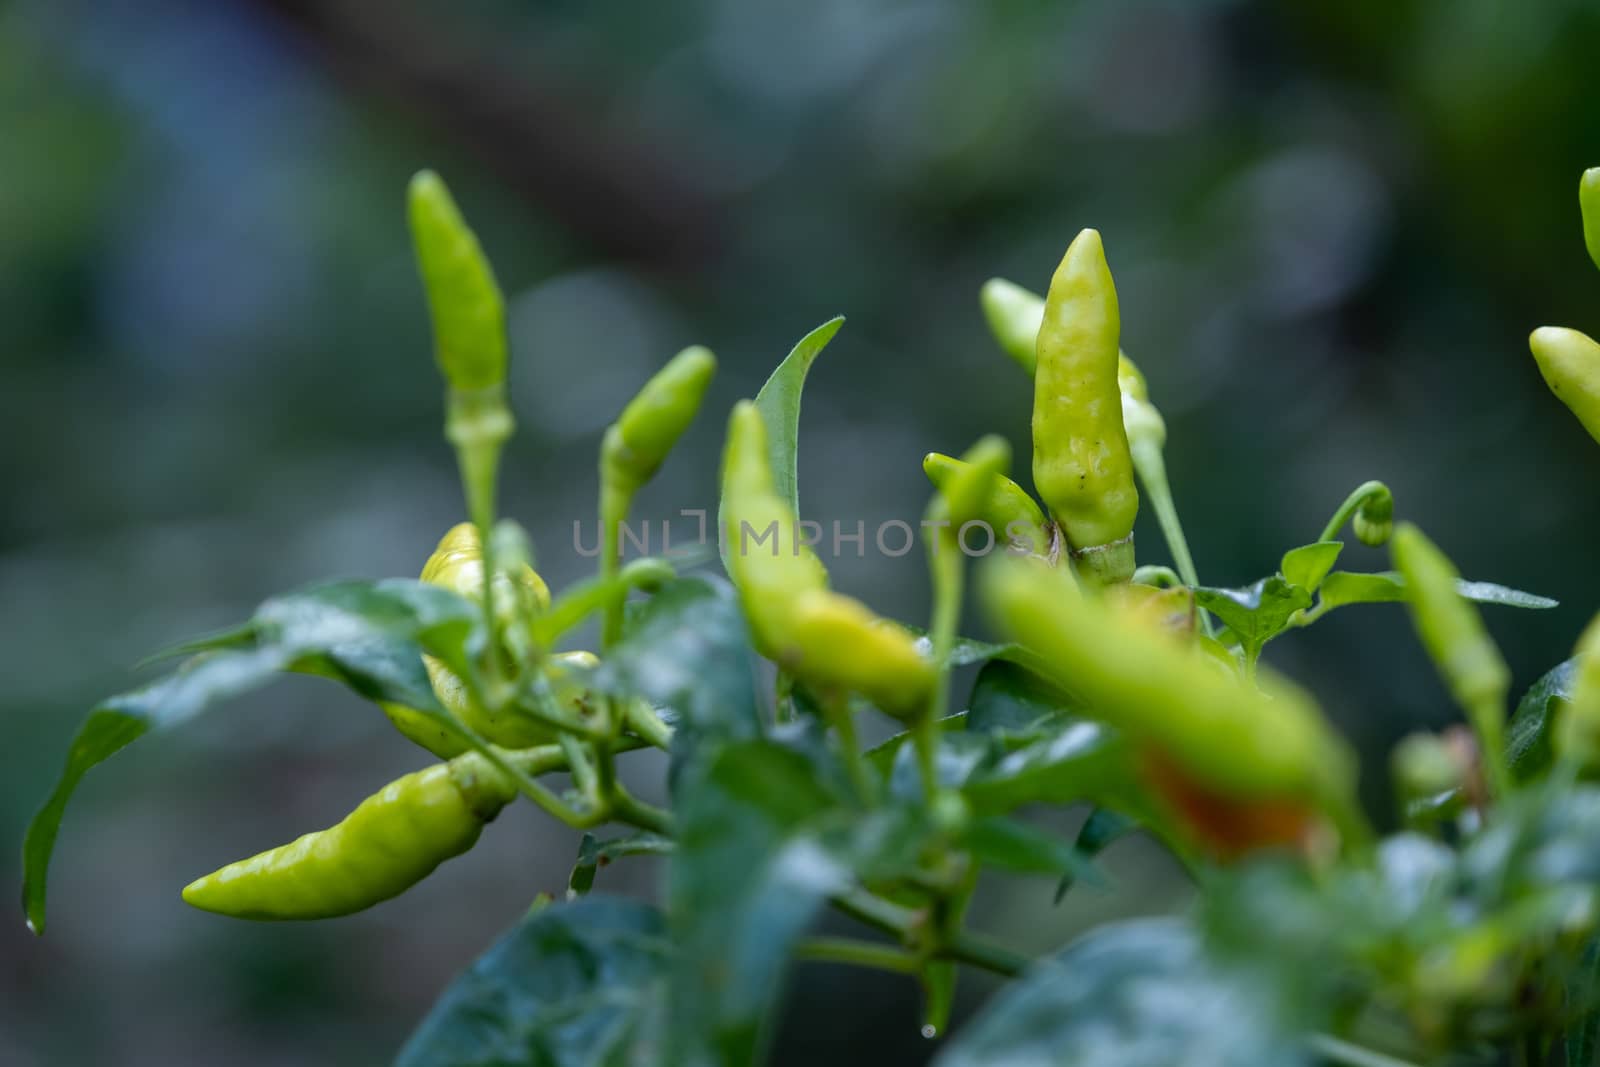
(826, 887), (1027, 978)
(796, 937), (922, 974)
(446, 385), (514, 681)
(610, 784), (674, 835)
(829, 696), (876, 805)
(623, 698), (675, 750)
(598, 487), (629, 649)
(559, 734), (599, 802)
(1128, 439), (1213, 637)
(920, 531), (964, 802)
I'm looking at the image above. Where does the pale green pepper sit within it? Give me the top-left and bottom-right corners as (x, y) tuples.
(182, 754), (514, 920)
(1529, 327), (1600, 446)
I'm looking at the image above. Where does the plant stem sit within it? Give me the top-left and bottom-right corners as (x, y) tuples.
(1306, 1034), (1426, 1067)
(599, 487), (629, 649)
(611, 784), (674, 834)
(446, 385), (513, 680)
(1130, 439), (1211, 637)
(624, 699), (675, 750)
(826, 887), (1028, 978)
(920, 519), (963, 801)
(796, 938), (921, 974)
(1318, 480), (1390, 544)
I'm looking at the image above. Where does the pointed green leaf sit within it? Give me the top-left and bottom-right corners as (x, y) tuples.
(1279, 541), (1343, 593)
(395, 895), (671, 1067)
(1316, 571), (1558, 617)
(932, 919), (1307, 1067)
(964, 816), (1104, 883)
(567, 833), (675, 899)
(966, 659), (1080, 737)
(1193, 576), (1313, 660)
(961, 719), (1136, 816)
(717, 317), (844, 570)
(593, 577), (761, 754)
(1508, 659), (1577, 783)
(1054, 807), (1139, 904)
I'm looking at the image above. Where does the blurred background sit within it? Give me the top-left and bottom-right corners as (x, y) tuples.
(6, 0), (1600, 1062)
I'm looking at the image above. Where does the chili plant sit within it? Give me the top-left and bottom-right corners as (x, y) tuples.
(22, 166), (1600, 1067)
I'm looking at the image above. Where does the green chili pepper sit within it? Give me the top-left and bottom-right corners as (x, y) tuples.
(182, 754), (514, 920)
(1553, 611), (1600, 772)
(601, 346), (718, 502)
(980, 277), (1044, 375)
(981, 555), (1359, 822)
(719, 400), (830, 655)
(407, 171), (507, 393)
(1031, 229), (1138, 584)
(1529, 327), (1600, 446)
(1390, 523), (1510, 796)
(922, 452), (1050, 555)
(381, 523), (554, 755)
(1582, 167), (1600, 273)
(783, 588), (935, 719)
(721, 401), (932, 715)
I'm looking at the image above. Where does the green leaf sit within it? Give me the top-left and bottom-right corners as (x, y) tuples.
(666, 739), (850, 1066)
(932, 919), (1307, 1067)
(1055, 807), (1139, 904)
(966, 659), (1079, 736)
(1194, 577), (1312, 661)
(961, 719), (1136, 816)
(964, 816), (1104, 883)
(567, 833), (675, 898)
(22, 647), (290, 934)
(594, 577), (761, 753)
(395, 895), (671, 1067)
(1566, 936), (1600, 1067)
(1279, 541), (1343, 593)
(910, 631), (1027, 669)
(1315, 571), (1558, 616)
(1508, 659), (1576, 783)
(717, 316), (844, 572)
(22, 579), (479, 935)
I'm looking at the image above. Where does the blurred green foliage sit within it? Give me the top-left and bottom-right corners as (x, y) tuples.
(4, 0), (1600, 1063)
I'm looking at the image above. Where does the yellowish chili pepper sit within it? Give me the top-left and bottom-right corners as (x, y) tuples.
(183, 754), (514, 920)
(1529, 327), (1600, 446)
(1031, 230), (1139, 583)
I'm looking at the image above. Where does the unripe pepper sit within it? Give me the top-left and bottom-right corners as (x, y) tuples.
(783, 588), (934, 719)
(1582, 167), (1600, 273)
(922, 452), (1050, 556)
(719, 401), (830, 655)
(600, 346), (718, 503)
(1031, 230), (1139, 583)
(182, 754), (514, 920)
(1553, 611), (1600, 772)
(1529, 327), (1600, 446)
(1391, 523), (1510, 796)
(381, 523), (554, 755)
(407, 171), (507, 393)
(980, 277), (1044, 375)
(982, 556), (1360, 835)
(721, 401), (932, 716)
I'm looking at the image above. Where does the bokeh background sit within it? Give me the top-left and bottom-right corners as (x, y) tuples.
(6, 0), (1600, 1063)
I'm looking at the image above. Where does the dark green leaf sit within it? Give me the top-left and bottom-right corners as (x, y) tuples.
(568, 833), (675, 898)
(962, 719), (1135, 816)
(966, 659), (1079, 736)
(933, 919), (1306, 1067)
(1316, 571), (1557, 617)
(718, 316), (844, 572)
(22, 647), (290, 934)
(594, 577), (760, 753)
(1566, 936), (1600, 1067)
(1508, 660), (1575, 783)
(964, 816), (1103, 883)
(395, 895), (671, 1067)
(1280, 541), (1343, 593)
(22, 579), (485, 934)
(1194, 577), (1312, 660)
(908, 631), (1027, 669)
(1055, 808), (1139, 904)
(666, 739), (850, 1066)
